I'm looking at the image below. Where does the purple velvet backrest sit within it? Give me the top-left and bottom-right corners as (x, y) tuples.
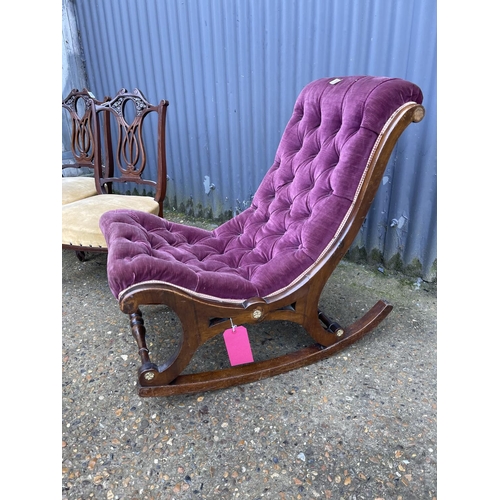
(101, 76), (423, 301)
(210, 76), (423, 293)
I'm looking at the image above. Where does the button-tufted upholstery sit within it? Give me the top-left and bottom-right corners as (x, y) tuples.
(100, 76), (423, 301)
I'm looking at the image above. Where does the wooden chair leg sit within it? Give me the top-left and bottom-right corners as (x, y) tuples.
(75, 251), (86, 262)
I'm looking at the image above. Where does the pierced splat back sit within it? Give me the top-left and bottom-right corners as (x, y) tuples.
(96, 88), (169, 217)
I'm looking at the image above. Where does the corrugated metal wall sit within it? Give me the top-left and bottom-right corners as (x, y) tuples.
(65, 0), (437, 280)
(62, 0), (90, 163)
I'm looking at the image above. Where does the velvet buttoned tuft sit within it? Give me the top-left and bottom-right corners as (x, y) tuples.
(100, 76), (423, 300)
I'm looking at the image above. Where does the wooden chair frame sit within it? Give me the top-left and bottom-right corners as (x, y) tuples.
(96, 88), (168, 215)
(115, 101), (425, 397)
(62, 89), (109, 203)
(62, 88), (168, 261)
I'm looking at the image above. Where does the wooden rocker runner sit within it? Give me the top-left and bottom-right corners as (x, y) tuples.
(99, 76), (425, 397)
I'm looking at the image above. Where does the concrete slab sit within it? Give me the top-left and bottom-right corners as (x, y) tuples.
(62, 242), (436, 499)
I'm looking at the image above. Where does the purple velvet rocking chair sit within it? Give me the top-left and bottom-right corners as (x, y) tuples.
(99, 76), (424, 397)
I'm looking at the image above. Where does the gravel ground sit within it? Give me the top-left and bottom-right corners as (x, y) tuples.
(62, 230), (437, 500)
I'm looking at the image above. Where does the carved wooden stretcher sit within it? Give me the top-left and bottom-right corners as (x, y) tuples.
(99, 76), (425, 397)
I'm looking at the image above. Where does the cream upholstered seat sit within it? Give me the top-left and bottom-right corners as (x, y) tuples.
(62, 194), (159, 248)
(61, 88), (168, 259)
(62, 177), (98, 205)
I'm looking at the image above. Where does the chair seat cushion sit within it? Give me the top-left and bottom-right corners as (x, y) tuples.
(62, 177), (98, 205)
(62, 195), (159, 248)
(100, 202), (350, 301)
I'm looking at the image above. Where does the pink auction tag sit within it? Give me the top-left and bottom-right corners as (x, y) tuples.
(223, 325), (254, 366)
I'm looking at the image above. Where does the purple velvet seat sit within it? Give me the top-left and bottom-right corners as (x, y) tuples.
(98, 76), (424, 397)
(101, 76), (423, 301)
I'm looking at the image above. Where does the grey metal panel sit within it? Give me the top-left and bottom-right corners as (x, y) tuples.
(62, 0), (90, 159)
(70, 0), (437, 280)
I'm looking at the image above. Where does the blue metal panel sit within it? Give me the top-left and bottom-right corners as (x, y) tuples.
(70, 0), (437, 279)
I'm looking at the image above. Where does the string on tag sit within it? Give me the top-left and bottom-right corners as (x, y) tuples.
(230, 318), (236, 332)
